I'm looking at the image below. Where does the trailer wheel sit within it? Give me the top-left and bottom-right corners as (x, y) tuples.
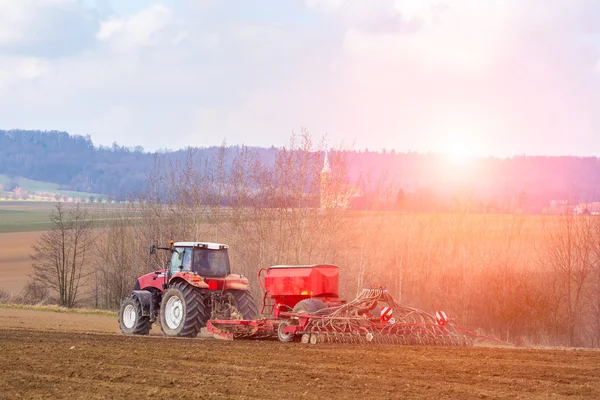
(118, 295), (152, 335)
(293, 298), (327, 314)
(159, 282), (205, 338)
(277, 319), (295, 342)
(227, 290), (258, 320)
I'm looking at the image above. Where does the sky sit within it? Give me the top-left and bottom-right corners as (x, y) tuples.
(1, 0), (600, 156)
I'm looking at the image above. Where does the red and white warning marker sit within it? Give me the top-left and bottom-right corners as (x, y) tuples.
(380, 307), (393, 322)
(435, 310), (448, 326)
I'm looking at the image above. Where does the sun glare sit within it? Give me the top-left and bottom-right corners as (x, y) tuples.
(430, 115), (480, 165)
(445, 140), (473, 165)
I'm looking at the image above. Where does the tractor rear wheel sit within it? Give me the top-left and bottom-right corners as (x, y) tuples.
(227, 290), (258, 320)
(119, 295), (152, 335)
(293, 298), (327, 314)
(159, 282), (205, 338)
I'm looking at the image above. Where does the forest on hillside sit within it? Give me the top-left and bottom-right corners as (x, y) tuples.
(0, 129), (262, 199)
(2, 129), (600, 211)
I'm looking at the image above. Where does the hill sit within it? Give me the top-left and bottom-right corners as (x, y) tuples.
(2, 129), (600, 211)
(0, 130), (149, 199)
(0, 130), (278, 201)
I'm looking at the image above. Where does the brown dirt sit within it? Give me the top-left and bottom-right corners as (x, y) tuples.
(0, 231), (42, 292)
(1, 308), (599, 399)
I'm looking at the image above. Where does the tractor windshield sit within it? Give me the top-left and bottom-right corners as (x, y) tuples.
(192, 248), (230, 277)
(169, 247), (192, 273)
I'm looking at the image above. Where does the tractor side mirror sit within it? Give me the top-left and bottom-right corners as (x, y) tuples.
(149, 245), (157, 255)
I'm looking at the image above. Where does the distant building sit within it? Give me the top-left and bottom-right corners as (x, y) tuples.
(545, 199), (573, 214)
(574, 202), (600, 215)
(320, 152), (362, 209)
(549, 199), (568, 208)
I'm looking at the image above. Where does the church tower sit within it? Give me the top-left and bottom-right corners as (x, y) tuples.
(320, 151), (332, 208)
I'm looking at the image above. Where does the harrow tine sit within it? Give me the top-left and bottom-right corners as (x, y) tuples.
(310, 334), (319, 345)
(355, 333), (364, 345)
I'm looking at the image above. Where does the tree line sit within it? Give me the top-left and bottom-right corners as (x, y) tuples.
(4, 129), (600, 211)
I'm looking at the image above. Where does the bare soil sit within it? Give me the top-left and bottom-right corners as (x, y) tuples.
(0, 231), (42, 292)
(0, 308), (599, 399)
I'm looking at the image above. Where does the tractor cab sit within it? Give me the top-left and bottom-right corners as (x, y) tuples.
(169, 242), (230, 278)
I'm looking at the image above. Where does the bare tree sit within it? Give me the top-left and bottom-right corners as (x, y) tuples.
(542, 213), (591, 346)
(91, 201), (145, 309)
(589, 216), (600, 346)
(30, 202), (93, 308)
(205, 140), (228, 241)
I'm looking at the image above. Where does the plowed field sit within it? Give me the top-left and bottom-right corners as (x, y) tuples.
(1, 308), (599, 399)
(0, 231), (43, 292)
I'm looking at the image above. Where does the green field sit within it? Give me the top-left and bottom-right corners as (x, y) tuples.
(0, 202), (120, 233)
(0, 174), (102, 200)
(0, 201), (58, 233)
(0, 207), (54, 233)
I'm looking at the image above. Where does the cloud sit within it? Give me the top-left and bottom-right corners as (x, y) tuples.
(0, 0), (99, 57)
(305, 0), (346, 12)
(96, 4), (174, 49)
(306, 0), (426, 34)
(17, 58), (48, 79)
(298, 0), (600, 155)
(1, 0), (600, 156)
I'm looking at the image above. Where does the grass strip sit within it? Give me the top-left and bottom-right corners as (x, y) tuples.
(0, 303), (117, 316)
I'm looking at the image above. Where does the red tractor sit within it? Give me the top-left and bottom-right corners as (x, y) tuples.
(118, 241), (257, 338)
(120, 243), (486, 346)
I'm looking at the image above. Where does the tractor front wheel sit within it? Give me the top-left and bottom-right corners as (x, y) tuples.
(159, 282), (205, 338)
(119, 295), (152, 335)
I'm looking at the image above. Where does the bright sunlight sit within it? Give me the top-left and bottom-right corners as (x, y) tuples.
(445, 139), (473, 165)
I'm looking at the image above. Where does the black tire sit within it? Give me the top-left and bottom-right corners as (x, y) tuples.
(159, 282), (205, 338)
(118, 295), (152, 335)
(277, 319), (295, 342)
(227, 290), (258, 320)
(293, 298), (327, 314)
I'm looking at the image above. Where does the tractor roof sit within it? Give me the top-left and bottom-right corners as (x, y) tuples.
(174, 242), (229, 249)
